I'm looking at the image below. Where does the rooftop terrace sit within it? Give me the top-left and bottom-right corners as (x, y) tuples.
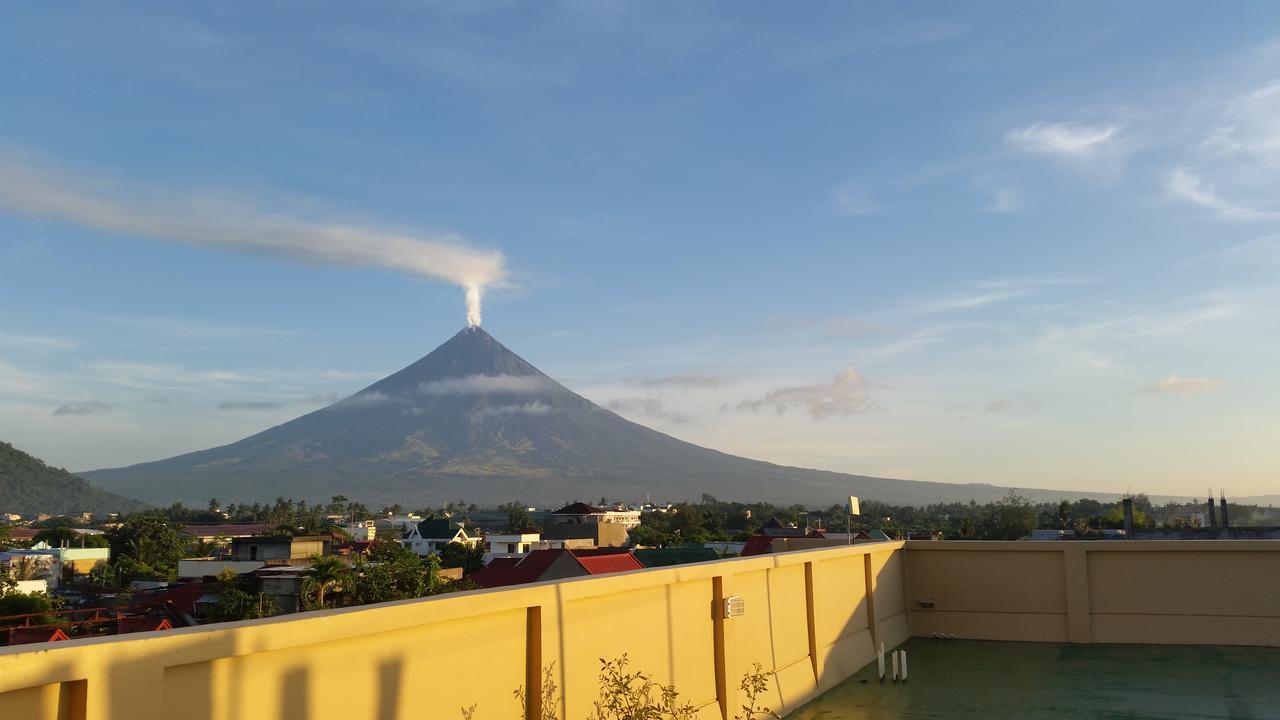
(792, 638), (1280, 720)
(1, 540), (1277, 719)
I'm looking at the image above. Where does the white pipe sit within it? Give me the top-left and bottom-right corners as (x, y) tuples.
(901, 650), (908, 681)
(891, 650), (899, 682)
(878, 642), (885, 681)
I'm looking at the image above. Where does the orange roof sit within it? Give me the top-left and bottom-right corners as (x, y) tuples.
(471, 548), (642, 588)
(570, 548), (644, 575)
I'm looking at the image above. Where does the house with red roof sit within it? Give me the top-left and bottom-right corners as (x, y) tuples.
(469, 547), (644, 588)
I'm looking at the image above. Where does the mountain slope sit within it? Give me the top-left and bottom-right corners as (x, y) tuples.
(1, 441), (147, 514)
(85, 327), (1122, 506)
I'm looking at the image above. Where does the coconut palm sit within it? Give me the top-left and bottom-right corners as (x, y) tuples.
(302, 555), (353, 610)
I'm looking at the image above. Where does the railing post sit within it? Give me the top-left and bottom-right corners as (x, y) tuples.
(804, 562), (820, 682)
(526, 606), (543, 720)
(712, 575), (737, 720)
(863, 552), (879, 651)
(1063, 546), (1091, 643)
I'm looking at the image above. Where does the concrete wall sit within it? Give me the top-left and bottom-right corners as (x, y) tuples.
(0, 542), (909, 720)
(904, 540), (1280, 647)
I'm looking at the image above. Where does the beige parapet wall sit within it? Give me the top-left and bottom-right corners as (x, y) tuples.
(905, 540), (1280, 647)
(0, 542), (911, 720)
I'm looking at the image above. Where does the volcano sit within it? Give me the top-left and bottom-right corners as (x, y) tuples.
(85, 327), (1079, 507)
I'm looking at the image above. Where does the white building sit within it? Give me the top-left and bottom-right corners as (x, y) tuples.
(400, 518), (477, 557)
(482, 532), (541, 564)
(549, 502), (642, 530)
(342, 520), (377, 542)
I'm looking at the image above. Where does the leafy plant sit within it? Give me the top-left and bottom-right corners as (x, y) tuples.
(587, 654), (696, 720)
(735, 663), (779, 720)
(208, 568), (279, 621)
(462, 656), (777, 720)
(514, 662), (560, 720)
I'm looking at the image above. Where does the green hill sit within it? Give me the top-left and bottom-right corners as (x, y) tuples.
(0, 441), (146, 515)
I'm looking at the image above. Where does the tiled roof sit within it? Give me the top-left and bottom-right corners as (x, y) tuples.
(551, 502), (607, 515)
(414, 518), (462, 539)
(739, 534), (774, 557)
(570, 548), (644, 575)
(470, 548), (642, 587)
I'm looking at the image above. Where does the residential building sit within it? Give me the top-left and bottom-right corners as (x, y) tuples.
(469, 547), (644, 588)
(230, 536), (330, 563)
(482, 532), (540, 563)
(0, 545), (110, 588)
(548, 502), (642, 530)
(540, 521), (630, 548)
(400, 518), (476, 557)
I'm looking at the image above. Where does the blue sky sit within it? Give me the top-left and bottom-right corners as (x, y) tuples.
(2, 2), (1278, 498)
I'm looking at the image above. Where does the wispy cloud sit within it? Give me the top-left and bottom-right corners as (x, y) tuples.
(473, 402), (552, 418)
(1006, 122), (1121, 159)
(218, 393), (338, 411)
(86, 361), (258, 390)
(1138, 374), (1224, 395)
(1165, 167), (1267, 220)
(83, 313), (288, 341)
(333, 390), (395, 409)
(736, 366), (874, 419)
(983, 186), (1024, 214)
(0, 333), (77, 351)
(913, 290), (1021, 314)
(419, 374), (550, 395)
(626, 374), (726, 390)
(52, 400), (112, 416)
(604, 397), (691, 423)
(0, 153), (508, 324)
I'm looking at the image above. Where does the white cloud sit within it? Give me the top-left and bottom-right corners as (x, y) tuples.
(1138, 374), (1224, 395)
(1006, 122), (1120, 158)
(218, 393), (338, 411)
(333, 391), (395, 408)
(473, 402), (552, 418)
(983, 186), (1024, 214)
(913, 290), (1021, 314)
(604, 397), (691, 424)
(419, 374), (550, 395)
(0, 333), (77, 351)
(0, 153), (507, 324)
(736, 366), (873, 419)
(1165, 167), (1265, 220)
(85, 361), (259, 390)
(626, 374), (726, 389)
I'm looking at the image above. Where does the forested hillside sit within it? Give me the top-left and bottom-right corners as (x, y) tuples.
(0, 441), (145, 515)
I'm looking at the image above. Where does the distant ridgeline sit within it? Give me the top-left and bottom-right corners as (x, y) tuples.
(0, 441), (146, 515)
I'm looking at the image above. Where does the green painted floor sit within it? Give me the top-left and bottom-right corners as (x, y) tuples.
(789, 639), (1280, 720)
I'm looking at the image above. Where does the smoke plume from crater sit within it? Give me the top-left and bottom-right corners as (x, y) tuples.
(0, 153), (507, 326)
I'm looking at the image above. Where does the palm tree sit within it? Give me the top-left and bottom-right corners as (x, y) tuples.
(302, 555), (353, 610)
